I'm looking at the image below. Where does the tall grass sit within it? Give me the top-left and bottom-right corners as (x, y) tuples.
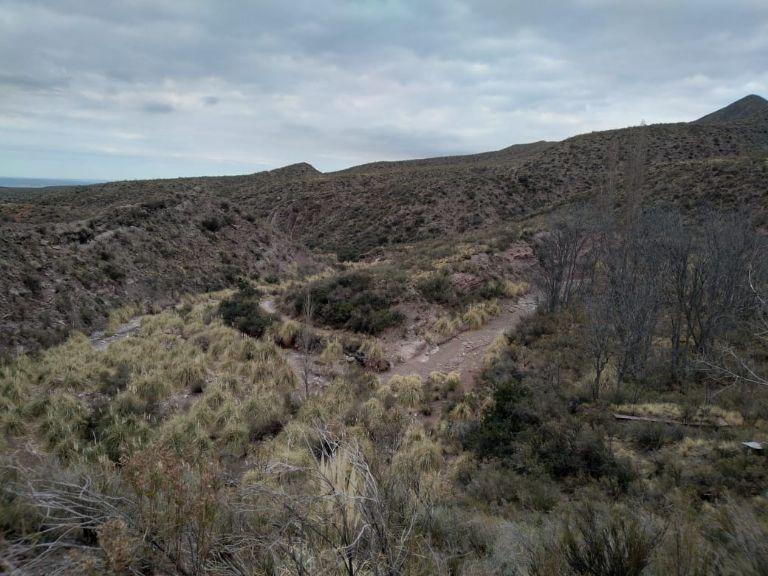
(0, 294), (298, 463)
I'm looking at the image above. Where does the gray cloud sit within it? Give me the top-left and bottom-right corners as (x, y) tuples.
(141, 101), (175, 114)
(0, 0), (766, 180)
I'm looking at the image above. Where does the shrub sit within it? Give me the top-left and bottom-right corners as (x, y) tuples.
(417, 272), (457, 305)
(200, 216), (222, 232)
(102, 262), (125, 281)
(462, 299), (500, 329)
(320, 338), (344, 364)
(432, 315), (462, 339)
(357, 338), (389, 371)
(177, 362), (206, 393)
(475, 279), (507, 300)
(98, 361), (132, 396)
(387, 375), (423, 408)
(38, 391), (90, 462)
(290, 272), (403, 335)
(560, 503), (662, 576)
(22, 272), (42, 295)
(219, 288), (275, 338)
(469, 377), (539, 461)
(427, 371), (460, 399)
(535, 424), (635, 490)
(628, 422), (683, 452)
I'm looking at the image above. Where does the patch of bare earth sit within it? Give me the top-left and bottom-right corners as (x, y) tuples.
(382, 293), (537, 389)
(89, 318), (142, 351)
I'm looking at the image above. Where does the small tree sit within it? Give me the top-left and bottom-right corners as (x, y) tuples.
(534, 214), (593, 313)
(583, 291), (614, 401)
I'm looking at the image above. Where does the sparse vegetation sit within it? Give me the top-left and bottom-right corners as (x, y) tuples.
(2, 96), (768, 574)
(288, 271), (403, 334)
(219, 285), (275, 338)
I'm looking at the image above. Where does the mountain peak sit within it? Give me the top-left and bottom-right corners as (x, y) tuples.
(251, 162), (321, 179)
(694, 94), (768, 124)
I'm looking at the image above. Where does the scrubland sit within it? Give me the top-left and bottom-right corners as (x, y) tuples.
(2, 201), (768, 576)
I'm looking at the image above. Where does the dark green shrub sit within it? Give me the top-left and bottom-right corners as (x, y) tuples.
(219, 287), (275, 338)
(102, 262), (125, 281)
(468, 376), (539, 461)
(200, 216), (222, 232)
(417, 272), (457, 305)
(22, 273), (42, 295)
(628, 422), (683, 452)
(99, 362), (132, 396)
(290, 271), (402, 335)
(535, 424), (635, 490)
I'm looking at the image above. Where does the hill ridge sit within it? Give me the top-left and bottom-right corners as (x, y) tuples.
(694, 94), (768, 124)
(3, 94), (768, 352)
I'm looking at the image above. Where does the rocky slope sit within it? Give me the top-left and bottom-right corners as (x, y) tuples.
(0, 191), (316, 353)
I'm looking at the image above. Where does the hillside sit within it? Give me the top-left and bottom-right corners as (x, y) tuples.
(2, 95), (767, 352)
(0, 192), (319, 353)
(694, 94), (768, 124)
(3, 97), (768, 576)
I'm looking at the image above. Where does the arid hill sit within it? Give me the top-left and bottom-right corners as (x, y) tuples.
(2, 95), (767, 352)
(694, 93), (768, 124)
(0, 193), (317, 353)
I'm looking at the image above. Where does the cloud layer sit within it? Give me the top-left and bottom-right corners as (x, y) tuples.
(1, 0), (767, 179)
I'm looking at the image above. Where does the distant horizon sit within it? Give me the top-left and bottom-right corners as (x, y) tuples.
(0, 176), (106, 188)
(4, 92), (766, 185)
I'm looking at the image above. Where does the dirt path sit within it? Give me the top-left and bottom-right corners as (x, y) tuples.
(382, 294), (537, 387)
(90, 318), (142, 351)
(261, 294), (538, 394)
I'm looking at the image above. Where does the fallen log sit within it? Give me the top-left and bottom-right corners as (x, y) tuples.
(612, 413), (730, 428)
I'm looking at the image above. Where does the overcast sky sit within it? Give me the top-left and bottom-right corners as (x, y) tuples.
(1, 0), (767, 180)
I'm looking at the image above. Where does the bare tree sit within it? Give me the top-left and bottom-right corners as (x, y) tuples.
(583, 290), (614, 400)
(698, 262), (768, 415)
(601, 212), (664, 393)
(534, 214), (593, 313)
(657, 213), (695, 381)
(686, 213), (757, 356)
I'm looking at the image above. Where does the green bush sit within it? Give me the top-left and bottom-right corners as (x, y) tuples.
(469, 352), (634, 490)
(98, 362), (132, 396)
(535, 424), (635, 490)
(102, 262), (125, 281)
(468, 376), (539, 461)
(290, 271), (403, 335)
(417, 272), (457, 305)
(475, 279), (507, 300)
(628, 422), (683, 452)
(219, 287), (275, 338)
